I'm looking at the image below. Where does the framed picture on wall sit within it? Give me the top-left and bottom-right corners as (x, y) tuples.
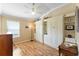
(65, 25), (74, 30)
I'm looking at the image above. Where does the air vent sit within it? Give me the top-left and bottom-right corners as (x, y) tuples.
(35, 18), (40, 22)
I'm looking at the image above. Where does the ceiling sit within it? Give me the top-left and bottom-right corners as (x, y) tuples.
(0, 3), (65, 20)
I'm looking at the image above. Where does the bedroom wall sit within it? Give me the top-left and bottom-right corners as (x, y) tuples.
(0, 15), (35, 44)
(0, 16), (1, 34)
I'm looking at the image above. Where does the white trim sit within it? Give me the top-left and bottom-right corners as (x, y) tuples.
(64, 12), (75, 17)
(14, 40), (31, 45)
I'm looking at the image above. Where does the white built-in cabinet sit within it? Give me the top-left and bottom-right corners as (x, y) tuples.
(44, 15), (63, 49)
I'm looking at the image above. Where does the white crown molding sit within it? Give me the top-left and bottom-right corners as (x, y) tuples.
(40, 3), (69, 19)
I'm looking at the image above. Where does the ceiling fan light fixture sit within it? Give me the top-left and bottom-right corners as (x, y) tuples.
(32, 11), (35, 15)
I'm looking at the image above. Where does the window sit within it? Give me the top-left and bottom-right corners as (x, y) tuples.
(7, 20), (20, 38)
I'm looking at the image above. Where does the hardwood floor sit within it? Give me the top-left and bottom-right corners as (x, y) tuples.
(13, 41), (58, 56)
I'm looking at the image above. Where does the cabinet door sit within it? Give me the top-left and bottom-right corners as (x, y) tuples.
(44, 16), (63, 49)
(44, 18), (58, 48)
(50, 17), (58, 48)
(57, 16), (63, 46)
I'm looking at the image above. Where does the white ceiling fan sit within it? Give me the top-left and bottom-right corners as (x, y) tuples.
(24, 3), (37, 15)
(32, 3), (36, 15)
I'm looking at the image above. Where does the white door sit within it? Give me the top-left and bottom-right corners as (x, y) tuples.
(44, 16), (63, 49)
(44, 18), (58, 48)
(50, 17), (58, 48)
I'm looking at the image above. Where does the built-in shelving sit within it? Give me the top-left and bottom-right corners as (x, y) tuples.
(64, 16), (75, 38)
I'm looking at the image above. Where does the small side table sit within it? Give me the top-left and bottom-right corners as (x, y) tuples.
(59, 43), (78, 56)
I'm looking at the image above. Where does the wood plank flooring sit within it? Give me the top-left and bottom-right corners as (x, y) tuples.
(13, 41), (58, 56)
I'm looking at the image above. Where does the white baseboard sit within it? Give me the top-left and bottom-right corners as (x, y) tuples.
(14, 40), (31, 45)
(36, 40), (58, 50)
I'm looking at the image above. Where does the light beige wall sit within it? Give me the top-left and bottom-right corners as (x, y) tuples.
(18, 19), (32, 43)
(0, 16), (1, 34)
(13, 18), (35, 44)
(1, 16), (7, 34)
(0, 15), (35, 44)
(0, 16), (7, 34)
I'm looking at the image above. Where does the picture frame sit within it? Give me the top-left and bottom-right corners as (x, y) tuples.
(65, 25), (74, 30)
